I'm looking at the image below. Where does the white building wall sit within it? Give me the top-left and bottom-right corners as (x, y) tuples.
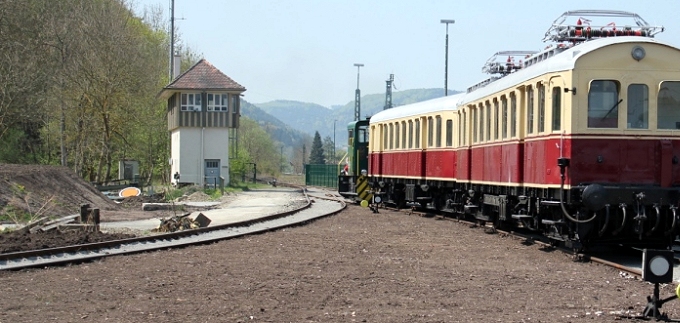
(170, 127), (230, 186)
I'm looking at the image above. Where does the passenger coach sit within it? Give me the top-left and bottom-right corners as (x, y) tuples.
(362, 10), (680, 249)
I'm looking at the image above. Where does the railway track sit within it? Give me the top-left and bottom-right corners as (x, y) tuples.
(0, 190), (346, 271)
(376, 203), (651, 278)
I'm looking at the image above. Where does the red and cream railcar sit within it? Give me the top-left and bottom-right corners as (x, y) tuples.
(368, 10), (680, 248)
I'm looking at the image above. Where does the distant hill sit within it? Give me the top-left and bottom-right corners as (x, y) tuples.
(240, 100), (312, 150)
(254, 88), (456, 148)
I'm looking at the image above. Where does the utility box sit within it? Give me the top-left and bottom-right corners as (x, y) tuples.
(119, 160), (139, 182)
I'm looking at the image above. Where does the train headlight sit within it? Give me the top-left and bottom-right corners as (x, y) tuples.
(632, 45), (646, 61)
(374, 195), (382, 203)
(642, 249), (673, 284)
(361, 169), (367, 176)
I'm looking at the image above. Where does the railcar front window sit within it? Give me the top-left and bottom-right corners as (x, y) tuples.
(588, 80), (620, 128)
(358, 125), (369, 143)
(657, 81), (680, 130)
(627, 84), (648, 129)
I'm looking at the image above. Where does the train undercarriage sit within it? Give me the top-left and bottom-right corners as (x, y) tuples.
(366, 177), (680, 251)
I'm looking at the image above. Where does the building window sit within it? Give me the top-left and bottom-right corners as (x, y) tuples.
(181, 93), (202, 111)
(538, 84), (545, 133)
(207, 93), (229, 112)
(446, 119), (453, 147)
(658, 81), (680, 130)
(627, 84), (648, 129)
(552, 87), (561, 131)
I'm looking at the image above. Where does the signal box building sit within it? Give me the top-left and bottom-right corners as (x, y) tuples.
(159, 59), (246, 187)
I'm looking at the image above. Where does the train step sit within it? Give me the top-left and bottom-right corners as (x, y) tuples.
(541, 219), (564, 225)
(540, 200), (562, 206)
(511, 214), (532, 220)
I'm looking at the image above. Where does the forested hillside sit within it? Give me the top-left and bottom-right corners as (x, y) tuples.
(257, 88), (456, 148)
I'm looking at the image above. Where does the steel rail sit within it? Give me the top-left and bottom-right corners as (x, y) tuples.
(0, 189), (346, 271)
(378, 204), (644, 278)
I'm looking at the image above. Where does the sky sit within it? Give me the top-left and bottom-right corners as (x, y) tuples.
(130, 0), (680, 108)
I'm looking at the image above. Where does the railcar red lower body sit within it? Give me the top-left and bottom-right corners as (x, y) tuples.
(366, 136), (680, 250)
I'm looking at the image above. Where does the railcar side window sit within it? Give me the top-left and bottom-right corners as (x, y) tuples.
(588, 80), (620, 128)
(627, 84), (648, 129)
(427, 117), (434, 147)
(478, 104), (484, 142)
(552, 87), (561, 131)
(408, 121), (413, 148)
(501, 97), (508, 139)
(527, 86), (534, 134)
(538, 84), (545, 133)
(486, 102), (491, 141)
(461, 111), (466, 145)
(415, 119), (420, 149)
(657, 81), (680, 130)
(401, 122), (406, 148)
(382, 125), (387, 150)
(493, 100), (499, 140)
(394, 122), (398, 148)
(436, 116), (442, 147)
(446, 119), (453, 147)
(510, 93), (517, 137)
(473, 107), (478, 143)
(389, 123), (394, 149)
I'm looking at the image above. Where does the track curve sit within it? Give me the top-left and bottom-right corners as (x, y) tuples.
(0, 189), (345, 271)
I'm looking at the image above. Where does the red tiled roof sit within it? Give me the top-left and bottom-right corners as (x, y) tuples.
(165, 59), (246, 91)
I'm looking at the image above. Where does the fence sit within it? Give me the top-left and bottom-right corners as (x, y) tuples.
(305, 164), (339, 189)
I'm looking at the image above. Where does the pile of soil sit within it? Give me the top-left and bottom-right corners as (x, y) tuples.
(0, 164), (122, 218)
(0, 229), (134, 253)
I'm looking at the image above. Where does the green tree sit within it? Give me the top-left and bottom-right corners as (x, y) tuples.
(309, 131), (325, 164)
(322, 136), (335, 165)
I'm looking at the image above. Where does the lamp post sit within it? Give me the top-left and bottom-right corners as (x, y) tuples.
(441, 19), (455, 96)
(353, 63), (364, 121)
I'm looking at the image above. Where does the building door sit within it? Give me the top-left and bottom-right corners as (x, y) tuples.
(204, 159), (220, 188)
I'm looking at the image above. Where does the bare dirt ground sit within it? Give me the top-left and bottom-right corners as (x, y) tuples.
(1, 164), (680, 322)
